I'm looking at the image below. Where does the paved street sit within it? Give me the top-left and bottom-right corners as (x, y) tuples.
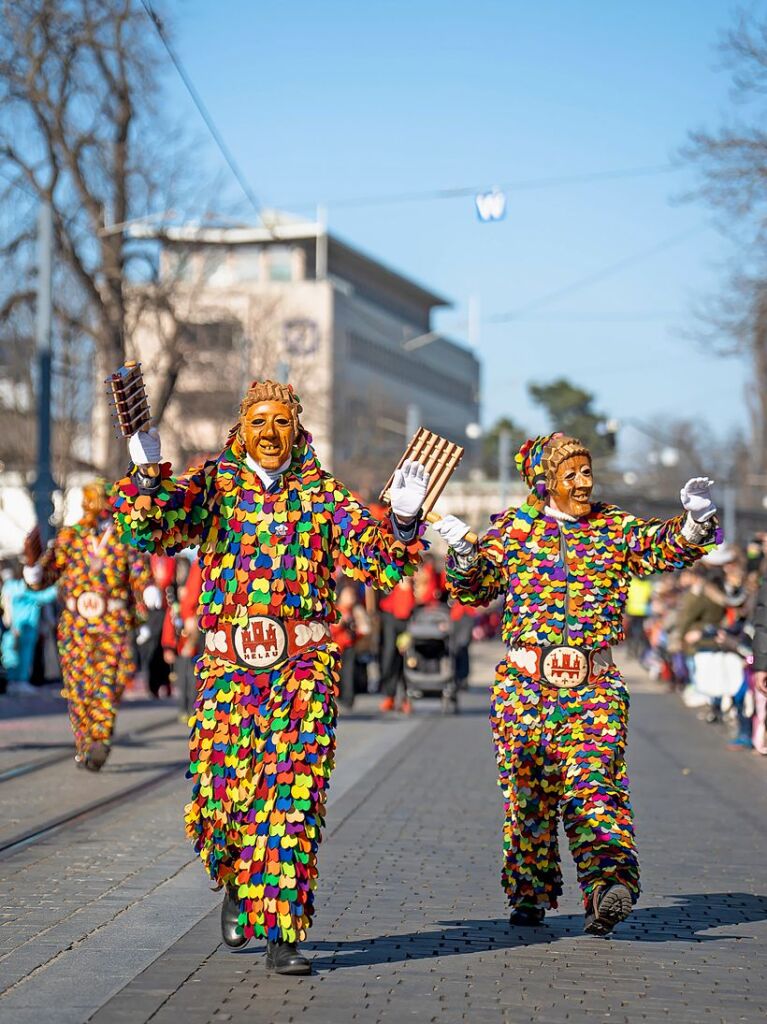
(1, 642), (766, 1023)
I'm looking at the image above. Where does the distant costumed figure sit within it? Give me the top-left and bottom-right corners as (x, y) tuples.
(434, 433), (718, 934)
(23, 480), (152, 770)
(112, 380), (428, 975)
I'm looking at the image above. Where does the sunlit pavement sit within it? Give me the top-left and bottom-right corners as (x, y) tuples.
(1, 642), (765, 1023)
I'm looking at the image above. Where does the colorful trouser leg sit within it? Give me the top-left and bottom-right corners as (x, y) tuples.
(185, 642), (339, 943)
(57, 618), (133, 754)
(490, 658), (639, 910)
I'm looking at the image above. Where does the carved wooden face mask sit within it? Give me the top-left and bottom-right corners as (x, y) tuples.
(548, 454), (593, 518)
(81, 483), (107, 520)
(242, 400), (297, 470)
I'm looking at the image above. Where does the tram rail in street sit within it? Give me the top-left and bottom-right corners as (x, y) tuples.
(0, 712), (180, 785)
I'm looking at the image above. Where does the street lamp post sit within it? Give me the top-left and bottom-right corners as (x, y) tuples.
(32, 201), (57, 545)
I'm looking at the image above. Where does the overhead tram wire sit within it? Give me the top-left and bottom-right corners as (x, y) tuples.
(139, 0), (273, 233)
(280, 162), (681, 211)
(486, 223), (710, 325)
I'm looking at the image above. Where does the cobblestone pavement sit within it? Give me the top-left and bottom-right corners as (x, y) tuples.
(2, 644), (767, 1023)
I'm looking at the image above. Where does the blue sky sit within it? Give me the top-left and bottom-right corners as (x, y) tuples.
(167, 1), (747, 456)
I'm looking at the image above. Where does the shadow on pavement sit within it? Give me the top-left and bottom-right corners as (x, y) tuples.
(284, 893), (767, 970)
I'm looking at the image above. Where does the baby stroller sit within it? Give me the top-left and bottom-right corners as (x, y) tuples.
(401, 604), (458, 714)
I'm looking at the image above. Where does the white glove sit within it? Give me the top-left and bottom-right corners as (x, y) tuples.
(23, 564), (43, 587)
(136, 624), (152, 646)
(680, 476), (717, 522)
(431, 514), (475, 556)
(143, 584), (163, 610)
(389, 459), (429, 521)
(129, 427), (161, 466)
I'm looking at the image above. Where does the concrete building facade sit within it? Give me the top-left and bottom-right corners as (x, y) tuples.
(126, 214), (481, 496)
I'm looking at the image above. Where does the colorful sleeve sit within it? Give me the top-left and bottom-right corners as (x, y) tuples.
(30, 527), (74, 589)
(445, 524), (507, 607)
(111, 461), (216, 555)
(329, 482), (427, 591)
(128, 552), (154, 623)
(623, 510), (715, 577)
(28, 584), (58, 606)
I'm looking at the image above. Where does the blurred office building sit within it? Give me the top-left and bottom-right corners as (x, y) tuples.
(108, 211), (480, 494)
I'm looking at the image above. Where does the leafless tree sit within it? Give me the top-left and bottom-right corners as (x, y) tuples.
(0, 0), (224, 480)
(684, 12), (767, 246)
(682, 9), (767, 491)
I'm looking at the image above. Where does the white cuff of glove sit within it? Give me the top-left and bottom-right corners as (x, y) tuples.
(23, 564), (43, 586)
(681, 513), (715, 544)
(129, 427), (161, 466)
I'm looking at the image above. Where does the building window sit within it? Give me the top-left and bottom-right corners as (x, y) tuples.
(347, 332), (471, 405)
(233, 246), (261, 282)
(268, 246), (293, 282)
(202, 249), (227, 284)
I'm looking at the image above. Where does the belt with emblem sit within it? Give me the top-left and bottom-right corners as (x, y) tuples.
(507, 644), (614, 686)
(203, 615), (332, 673)
(66, 593), (127, 620)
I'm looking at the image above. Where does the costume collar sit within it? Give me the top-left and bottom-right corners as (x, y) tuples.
(214, 432), (325, 495)
(544, 504), (577, 523)
(244, 453), (292, 490)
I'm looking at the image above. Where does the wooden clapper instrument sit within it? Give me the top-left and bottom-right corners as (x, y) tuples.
(105, 360), (160, 480)
(379, 428), (478, 545)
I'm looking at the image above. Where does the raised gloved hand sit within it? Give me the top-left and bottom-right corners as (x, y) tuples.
(431, 514), (475, 556)
(143, 584), (164, 611)
(389, 459), (429, 522)
(680, 476), (717, 522)
(129, 427), (161, 467)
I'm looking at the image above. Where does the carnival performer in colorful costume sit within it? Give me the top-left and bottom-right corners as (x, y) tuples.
(434, 433), (718, 935)
(23, 480), (152, 770)
(112, 380), (428, 974)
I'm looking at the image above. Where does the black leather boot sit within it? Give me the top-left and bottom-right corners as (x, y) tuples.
(584, 883), (632, 936)
(84, 740), (110, 772)
(265, 939), (312, 975)
(509, 904), (546, 927)
(220, 887), (248, 948)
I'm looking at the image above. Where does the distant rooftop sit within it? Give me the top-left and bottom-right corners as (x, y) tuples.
(129, 210), (451, 311)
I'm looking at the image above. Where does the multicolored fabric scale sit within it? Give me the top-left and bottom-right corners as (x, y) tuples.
(113, 436), (425, 942)
(39, 514), (151, 756)
(490, 658), (637, 909)
(447, 498), (710, 911)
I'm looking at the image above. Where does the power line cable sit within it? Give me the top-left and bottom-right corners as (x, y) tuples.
(486, 223), (709, 324)
(139, 0), (268, 227)
(281, 163), (680, 211)
(493, 311), (685, 323)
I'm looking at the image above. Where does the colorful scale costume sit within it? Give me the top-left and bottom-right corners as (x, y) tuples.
(36, 509), (151, 758)
(447, 440), (713, 913)
(113, 436), (424, 943)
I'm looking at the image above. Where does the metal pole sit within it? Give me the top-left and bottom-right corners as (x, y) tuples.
(406, 403), (420, 440)
(316, 204), (328, 281)
(723, 480), (736, 544)
(33, 202), (56, 544)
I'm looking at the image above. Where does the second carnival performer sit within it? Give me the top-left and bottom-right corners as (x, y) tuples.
(112, 379), (428, 974)
(23, 480), (152, 770)
(433, 433), (718, 935)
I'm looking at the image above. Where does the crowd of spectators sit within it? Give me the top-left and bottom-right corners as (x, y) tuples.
(628, 535), (767, 755)
(0, 548), (498, 717)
